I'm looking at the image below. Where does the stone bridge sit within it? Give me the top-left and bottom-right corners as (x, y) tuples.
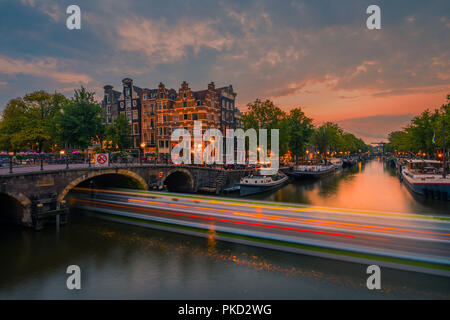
(0, 164), (250, 229)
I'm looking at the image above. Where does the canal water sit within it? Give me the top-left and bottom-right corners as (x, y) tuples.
(0, 159), (449, 299)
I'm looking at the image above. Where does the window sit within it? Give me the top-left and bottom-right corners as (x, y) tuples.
(173, 115), (178, 122)
(107, 105), (111, 114)
(183, 101), (187, 108)
(132, 110), (138, 120)
(132, 100), (137, 107)
(159, 103), (162, 110)
(160, 92), (164, 99)
(133, 123), (139, 135)
(183, 114), (188, 120)
(159, 141), (164, 148)
(150, 119), (154, 127)
(143, 95), (147, 100)
(192, 113), (198, 121)
(126, 111), (131, 120)
(163, 102), (166, 109)
(163, 114), (167, 122)
(183, 93), (187, 98)
(165, 140), (169, 148)
(120, 101), (124, 108)
(126, 88), (131, 97)
(197, 100), (201, 106)
(126, 100), (131, 109)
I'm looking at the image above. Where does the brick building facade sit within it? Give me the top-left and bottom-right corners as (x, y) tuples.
(101, 78), (241, 158)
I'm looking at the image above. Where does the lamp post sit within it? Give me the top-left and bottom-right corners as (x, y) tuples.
(443, 119), (446, 179)
(40, 153), (43, 171)
(9, 153), (13, 174)
(60, 150), (68, 169)
(140, 142), (146, 165)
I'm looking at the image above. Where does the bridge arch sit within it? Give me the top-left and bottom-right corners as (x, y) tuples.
(58, 169), (149, 203)
(163, 168), (195, 192)
(0, 192), (32, 226)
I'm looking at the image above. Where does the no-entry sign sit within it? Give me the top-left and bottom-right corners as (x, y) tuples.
(95, 153), (109, 166)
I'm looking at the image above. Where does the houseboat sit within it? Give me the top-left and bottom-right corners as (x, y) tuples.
(286, 161), (336, 179)
(329, 158), (343, 169)
(239, 169), (289, 196)
(401, 159), (450, 201)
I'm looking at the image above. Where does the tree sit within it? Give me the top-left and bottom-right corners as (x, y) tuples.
(385, 94), (449, 157)
(312, 122), (343, 156)
(285, 107), (314, 164)
(54, 87), (105, 150)
(105, 113), (132, 151)
(242, 99), (289, 155)
(0, 92), (67, 152)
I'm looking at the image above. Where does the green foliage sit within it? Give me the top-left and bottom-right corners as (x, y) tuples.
(105, 113), (132, 151)
(311, 122), (370, 156)
(53, 86), (105, 150)
(385, 95), (450, 155)
(242, 99), (369, 160)
(242, 99), (289, 154)
(285, 107), (314, 164)
(0, 91), (67, 152)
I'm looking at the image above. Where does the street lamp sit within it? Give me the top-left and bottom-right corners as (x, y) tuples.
(140, 142), (146, 165)
(60, 150), (68, 169)
(8, 152), (13, 174)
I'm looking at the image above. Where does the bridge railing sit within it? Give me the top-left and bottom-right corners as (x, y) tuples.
(0, 154), (255, 175)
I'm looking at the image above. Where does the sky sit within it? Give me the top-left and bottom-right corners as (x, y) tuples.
(0, 0), (449, 143)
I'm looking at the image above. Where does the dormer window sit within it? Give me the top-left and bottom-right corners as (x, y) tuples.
(160, 93), (164, 99)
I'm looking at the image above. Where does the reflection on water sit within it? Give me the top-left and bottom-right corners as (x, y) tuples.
(0, 159), (449, 299)
(250, 158), (450, 215)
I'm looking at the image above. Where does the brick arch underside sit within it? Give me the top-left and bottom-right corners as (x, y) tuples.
(58, 169), (149, 203)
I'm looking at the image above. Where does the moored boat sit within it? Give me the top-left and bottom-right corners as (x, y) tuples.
(401, 159), (450, 201)
(286, 161), (336, 179)
(329, 158), (343, 169)
(239, 169), (289, 196)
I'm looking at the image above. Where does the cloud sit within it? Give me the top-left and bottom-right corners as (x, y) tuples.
(336, 114), (415, 143)
(0, 55), (92, 84)
(20, 0), (62, 21)
(116, 17), (233, 65)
